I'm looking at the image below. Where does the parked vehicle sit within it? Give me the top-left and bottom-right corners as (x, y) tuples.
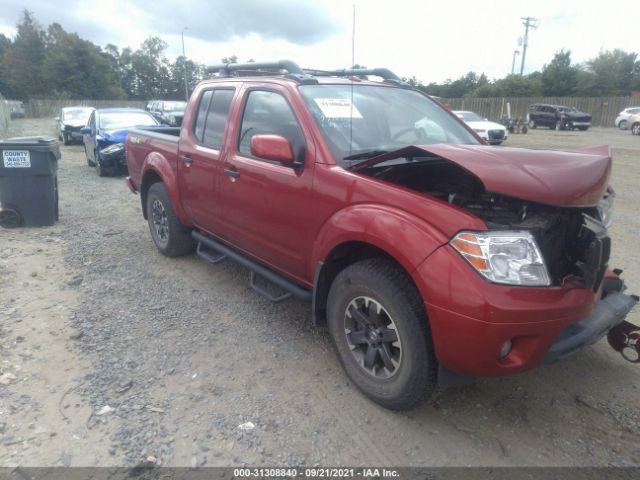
(81, 108), (159, 177)
(3, 100), (25, 119)
(452, 110), (508, 145)
(616, 107), (640, 130)
(55, 106), (95, 145)
(527, 104), (591, 131)
(629, 113), (640, 135)
(147, 100), (187, 126)
(125, 61), (636, 410)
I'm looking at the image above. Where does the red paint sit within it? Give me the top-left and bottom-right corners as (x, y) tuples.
(125, 75), (625, 378)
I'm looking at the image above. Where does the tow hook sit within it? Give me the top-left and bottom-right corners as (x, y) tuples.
(608, 314), (640, 364)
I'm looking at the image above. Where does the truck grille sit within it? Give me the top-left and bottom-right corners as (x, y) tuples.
(488, 130), (505, 140)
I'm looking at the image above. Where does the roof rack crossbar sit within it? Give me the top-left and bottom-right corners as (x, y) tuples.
(206, 60), (304, 76)
(313, 68), (401, 81)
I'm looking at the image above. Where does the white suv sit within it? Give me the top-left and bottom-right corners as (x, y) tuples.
(615, 107), (640, 130)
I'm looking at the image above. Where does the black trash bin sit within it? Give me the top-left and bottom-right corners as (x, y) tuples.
(0, 136), (60, 228)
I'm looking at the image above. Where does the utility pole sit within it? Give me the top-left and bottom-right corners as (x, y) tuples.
(519, 17), (538, 75)
(511, 50), (520, 75)
(181, 27), (189, 101)
(351, 4), (356, 67)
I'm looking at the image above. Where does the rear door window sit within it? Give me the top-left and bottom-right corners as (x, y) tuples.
(202, 90), (235, 149)
(193, 91), (213, 142)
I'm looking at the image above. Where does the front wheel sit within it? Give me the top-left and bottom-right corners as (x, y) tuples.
(327, 259), (438, 410)
(146, 183), (194, 257)
(63, 132), (71, 146)
(631, 123), (640, 136)
(528, 119), (536, 129)
(618, 120), (627, 130)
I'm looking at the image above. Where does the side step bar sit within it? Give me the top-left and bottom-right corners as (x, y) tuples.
(192, 231), (312, 303)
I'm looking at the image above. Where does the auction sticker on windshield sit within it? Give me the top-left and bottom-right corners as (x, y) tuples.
(3, 150), (31, 168)
(314, 98), (362, 119)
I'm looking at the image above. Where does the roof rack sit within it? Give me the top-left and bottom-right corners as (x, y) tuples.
(206, 60), (318, 84)
(205, 60), (407, 86)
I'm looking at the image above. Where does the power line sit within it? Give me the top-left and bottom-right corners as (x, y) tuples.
(519, 17), (538, 75)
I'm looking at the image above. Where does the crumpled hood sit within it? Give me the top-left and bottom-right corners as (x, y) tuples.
(98, 128), (131, 144)
(352, 144), (611, 207)
(64, 120), (88, 127)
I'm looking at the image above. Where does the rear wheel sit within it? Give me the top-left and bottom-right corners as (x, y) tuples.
(327, 259), (438, 410)
(632, 123), (640, 136)
(146, 183), (194, 257)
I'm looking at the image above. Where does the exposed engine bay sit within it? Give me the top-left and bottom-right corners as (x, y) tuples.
(360, 156), (611, 289)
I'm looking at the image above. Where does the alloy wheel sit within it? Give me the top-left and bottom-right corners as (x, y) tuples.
(151, 199), (169, 245)
(343, 296), (402, 379)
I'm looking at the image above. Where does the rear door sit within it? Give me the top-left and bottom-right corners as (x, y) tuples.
(216, 85), (316, 281)
(177, 86), (237, 230)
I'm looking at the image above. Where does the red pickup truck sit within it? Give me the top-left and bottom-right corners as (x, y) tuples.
(125, 61), (637, 410)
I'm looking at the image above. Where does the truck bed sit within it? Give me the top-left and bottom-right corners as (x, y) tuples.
(126, 127), (180, 189)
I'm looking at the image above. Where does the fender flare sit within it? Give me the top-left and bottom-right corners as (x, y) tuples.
(140, 151), (192, 226)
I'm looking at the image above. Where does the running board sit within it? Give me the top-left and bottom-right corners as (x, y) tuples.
(192, 231), (312, 303)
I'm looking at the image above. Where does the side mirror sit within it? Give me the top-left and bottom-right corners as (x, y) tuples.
(250, 134), (295, 164)
(80, 127), (91, 135)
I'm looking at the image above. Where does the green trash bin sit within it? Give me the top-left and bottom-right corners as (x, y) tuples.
(0, 136), (60, 228)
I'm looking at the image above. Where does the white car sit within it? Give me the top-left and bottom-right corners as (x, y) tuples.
(615, 107), (640, 130)
(453, 110), (507, 145)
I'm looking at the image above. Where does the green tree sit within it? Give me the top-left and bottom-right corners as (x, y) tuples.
(579, 49), (639, 96)
(2, 10), (46, 99)
(541, 50), (578, 96)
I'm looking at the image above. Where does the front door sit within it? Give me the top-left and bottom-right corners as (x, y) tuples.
(217, 86), (316, 281)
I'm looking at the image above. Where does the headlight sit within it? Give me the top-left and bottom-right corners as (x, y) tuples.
(450, 231), (550, 286)
(597, 190), (614, 229)
(100, 142), (124, 154)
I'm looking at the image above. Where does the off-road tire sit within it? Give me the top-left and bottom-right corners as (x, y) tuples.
(327, 258), (438, 410)
(146, 183), (194, 257)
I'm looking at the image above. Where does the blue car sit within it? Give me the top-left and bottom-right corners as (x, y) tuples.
(81, 108), (160, 176)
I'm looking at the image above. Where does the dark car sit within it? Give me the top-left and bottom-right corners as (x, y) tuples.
(527, 104), (591, 131)
(56, 106), (95, 145)
(147, 100), (186, 126)
(81, 108), (159, 177)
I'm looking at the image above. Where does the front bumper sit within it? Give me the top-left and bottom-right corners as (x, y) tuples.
(415, 245), (637, 377)
(542, 289), (636, 363)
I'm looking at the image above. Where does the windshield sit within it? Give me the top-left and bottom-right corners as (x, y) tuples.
(455, 111), (485, 122)
(163, 102), (186, 112)
(62, 108), (93, 122)
(99, 112), (158, 130)
(299, 84), (479, 166)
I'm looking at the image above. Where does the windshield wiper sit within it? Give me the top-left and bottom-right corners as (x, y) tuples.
(343, 150), (388, 161)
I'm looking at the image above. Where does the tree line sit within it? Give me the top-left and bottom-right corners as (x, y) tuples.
(1, 11), (640, 101)
(0, 11), (206, 101)
(409, 49), (640, 98)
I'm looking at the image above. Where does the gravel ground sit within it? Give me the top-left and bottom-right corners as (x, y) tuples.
(0, 119), (639, 467)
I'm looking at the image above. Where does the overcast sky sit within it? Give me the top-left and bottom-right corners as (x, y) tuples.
(1, 0), (639, 84)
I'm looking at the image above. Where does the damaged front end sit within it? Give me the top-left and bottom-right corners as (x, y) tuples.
(100, 142), (126, 167)
(353, 144), (638, 363)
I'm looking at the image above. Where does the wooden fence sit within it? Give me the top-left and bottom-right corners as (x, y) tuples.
(17, 96), (640, 126)
(440, 96), (640, 127)
(25, 99), (147, 118)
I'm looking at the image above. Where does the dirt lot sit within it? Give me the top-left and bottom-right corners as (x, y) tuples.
(0, 119), (639, 467)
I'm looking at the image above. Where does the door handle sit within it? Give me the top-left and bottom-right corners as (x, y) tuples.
(224, 168), (240, 179)
(180, 155), (193, 166)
